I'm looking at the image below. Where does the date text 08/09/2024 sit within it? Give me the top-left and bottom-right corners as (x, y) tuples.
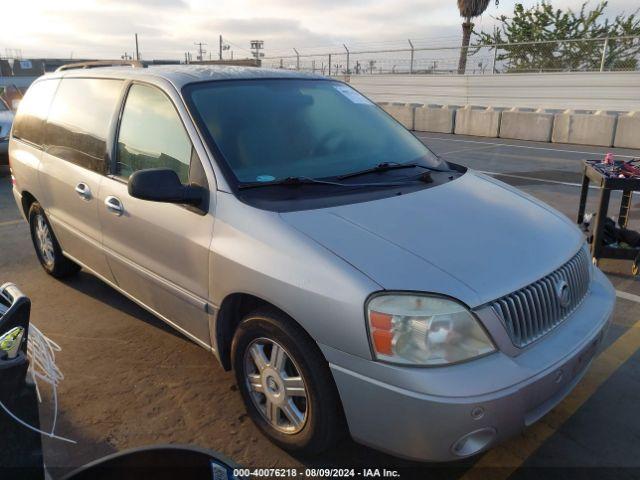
(232, 468), (401, 478)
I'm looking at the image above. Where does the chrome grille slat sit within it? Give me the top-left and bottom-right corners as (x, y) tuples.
(490, 247), (591, 348)
(534, 283), (545, 332)
(526, 287), (540, 336)
(514, 294), (528, 340)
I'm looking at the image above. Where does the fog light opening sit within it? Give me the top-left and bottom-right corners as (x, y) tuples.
(451, 427), (496, 457)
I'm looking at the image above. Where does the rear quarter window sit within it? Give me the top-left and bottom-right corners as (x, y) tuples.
(45, 78), (123, 174)
(11, 79), (60, 147)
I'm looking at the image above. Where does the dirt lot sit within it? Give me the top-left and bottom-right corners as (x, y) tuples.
(1, 134), (640, 479)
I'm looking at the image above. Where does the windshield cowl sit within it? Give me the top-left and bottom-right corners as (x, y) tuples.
(235, 167), (466, 213)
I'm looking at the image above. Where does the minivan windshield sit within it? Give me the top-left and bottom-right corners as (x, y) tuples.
(185, 79), (447, 185)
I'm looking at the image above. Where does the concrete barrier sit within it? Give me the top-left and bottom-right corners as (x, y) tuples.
(552, 110), (617, 147)
(614, 112), (640, 149)
(414, 104), (457, 133)
(454, 106), (502, 138)
(378, 102), (419, 130)
(499, 108), (554, 142)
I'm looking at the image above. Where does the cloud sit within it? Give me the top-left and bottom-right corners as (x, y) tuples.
(1, 0), (635, 59)
(98, 0), (188, 7)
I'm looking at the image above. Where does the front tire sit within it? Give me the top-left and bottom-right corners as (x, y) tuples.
(28, 202), (80, 278)
(231, 308), (343, 455)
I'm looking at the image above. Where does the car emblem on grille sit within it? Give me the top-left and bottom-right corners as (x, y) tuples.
(555, 279), (571, 308)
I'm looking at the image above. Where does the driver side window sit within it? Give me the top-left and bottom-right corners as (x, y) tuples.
(116, 84), (191, 183)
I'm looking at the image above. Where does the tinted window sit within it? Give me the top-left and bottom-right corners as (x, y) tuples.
(45, 78), (123, 173)
(12, 79), (59, 147)
(116, 84), (191, 183)
(185, 79), (445, 184)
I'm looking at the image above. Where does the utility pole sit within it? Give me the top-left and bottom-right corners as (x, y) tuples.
(343, 44), (350, 74)
(492, 27), (498, 74)
(250, 40), (265, 63)
(194, 42), (207, 62)
(219, 35), (223, 60)
(135, 33), (140, 60)
(293, 48), (300, 70)
(408, 39), (414, 74)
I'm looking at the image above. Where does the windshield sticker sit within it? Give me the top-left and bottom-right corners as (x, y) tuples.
(333, 85), (372, 105)
(256, 175), (276, 182)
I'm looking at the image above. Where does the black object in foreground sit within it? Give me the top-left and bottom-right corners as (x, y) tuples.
(0, 283), (31, 404)
(0, 283), (44, 479)
(63, 445), (244, 480)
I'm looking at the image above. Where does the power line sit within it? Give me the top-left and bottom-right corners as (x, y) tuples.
(223, 38), (253, 55)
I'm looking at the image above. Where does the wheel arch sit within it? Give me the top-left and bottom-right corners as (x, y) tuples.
(215, 292), (325, 372)
(20, 190), (37, 218)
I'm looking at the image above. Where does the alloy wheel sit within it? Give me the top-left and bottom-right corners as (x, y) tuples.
(244, 338), (308, 434)
(34, 214), (55, 268)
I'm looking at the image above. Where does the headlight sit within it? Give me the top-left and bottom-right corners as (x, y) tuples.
(366, 294), (495, 366)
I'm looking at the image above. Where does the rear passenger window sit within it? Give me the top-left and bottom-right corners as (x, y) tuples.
(116, 84), (191, 183)
(12, 79), (60, 147)
(45, 78), (123, 174)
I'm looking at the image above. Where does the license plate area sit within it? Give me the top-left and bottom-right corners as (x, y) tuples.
(524, 331), (603, 426)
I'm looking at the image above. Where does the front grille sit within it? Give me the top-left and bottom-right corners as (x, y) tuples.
(490, 246), (591, 348)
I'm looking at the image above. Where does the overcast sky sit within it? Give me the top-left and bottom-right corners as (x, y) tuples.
(2, 0), (638, 59)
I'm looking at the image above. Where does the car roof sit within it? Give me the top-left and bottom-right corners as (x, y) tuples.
(44, 64), (328, 89)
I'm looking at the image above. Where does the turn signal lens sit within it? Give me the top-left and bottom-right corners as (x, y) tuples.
(369, 311), (392, 330)
(372, 329), (393, 355)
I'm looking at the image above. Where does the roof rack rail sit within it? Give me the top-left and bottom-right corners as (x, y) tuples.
(56, 60), (146, 72)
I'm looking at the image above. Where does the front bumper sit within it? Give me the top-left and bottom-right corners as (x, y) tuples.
(324, 268), (615, 462)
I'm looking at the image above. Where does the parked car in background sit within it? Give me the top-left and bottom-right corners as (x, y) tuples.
(8, 64), (615, 462)
(0, 97), (14, 164)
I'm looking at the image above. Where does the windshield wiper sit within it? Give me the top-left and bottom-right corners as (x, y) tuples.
(337, 162), (431, 180)
(237, 176), (423, 190)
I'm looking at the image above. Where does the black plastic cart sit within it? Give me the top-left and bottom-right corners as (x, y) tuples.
(576, 161), (640, 276)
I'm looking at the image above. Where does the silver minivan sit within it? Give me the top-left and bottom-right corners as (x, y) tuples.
(9, 64), (615, 462)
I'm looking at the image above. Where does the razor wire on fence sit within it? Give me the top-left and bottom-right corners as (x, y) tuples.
(261, 36), (640, 75)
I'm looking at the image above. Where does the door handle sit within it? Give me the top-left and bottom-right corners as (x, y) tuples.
(104, 196), (124, 216)
(75, 182), (91, 200)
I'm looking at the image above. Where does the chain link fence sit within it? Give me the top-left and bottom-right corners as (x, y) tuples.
(261, 36), (640, 75)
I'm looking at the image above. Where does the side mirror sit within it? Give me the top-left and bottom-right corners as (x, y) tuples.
(128, 168), (204, 207)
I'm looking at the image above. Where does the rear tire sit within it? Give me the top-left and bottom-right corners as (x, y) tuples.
(231, 307), (344, 455)
(28, 202), (80, 278)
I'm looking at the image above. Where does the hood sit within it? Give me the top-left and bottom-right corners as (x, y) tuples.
(0, 110), (14, 138)
(280, 171), (584, 307)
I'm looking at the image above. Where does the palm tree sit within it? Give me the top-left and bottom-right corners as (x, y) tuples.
(457, 0), (494, 74)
